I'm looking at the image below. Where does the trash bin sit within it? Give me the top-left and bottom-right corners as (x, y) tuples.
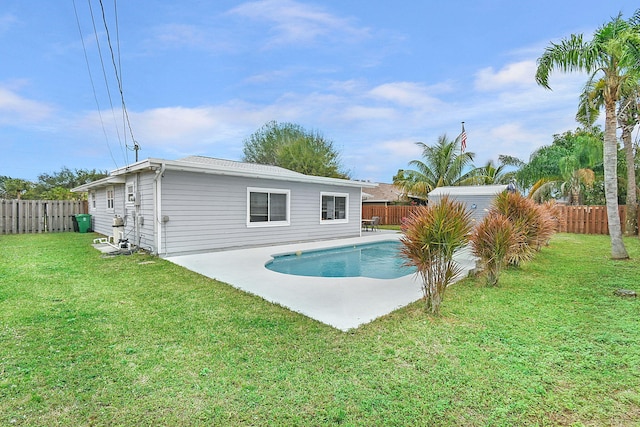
(75, 214), (92, 233)
(71, 215), (79, 232)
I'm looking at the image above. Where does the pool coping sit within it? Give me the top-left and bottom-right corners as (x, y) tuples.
(166, 231), (477, 331)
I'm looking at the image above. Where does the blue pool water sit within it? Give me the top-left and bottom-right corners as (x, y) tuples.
(265, 241), (416, 279)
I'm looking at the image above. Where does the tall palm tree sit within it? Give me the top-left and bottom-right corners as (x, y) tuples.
(394, 134), (475, 200)
(577, 70), (640, 235)
(536, 12), (640, 259)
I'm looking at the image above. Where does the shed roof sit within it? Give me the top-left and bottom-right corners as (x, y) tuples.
(72, 156), (377, 192)
(428, 185), (508, 197)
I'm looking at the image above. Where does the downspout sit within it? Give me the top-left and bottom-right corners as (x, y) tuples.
(153, 163), (166, 255)
(135, 172), (141, 248)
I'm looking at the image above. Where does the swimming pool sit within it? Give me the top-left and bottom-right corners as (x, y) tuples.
(265, 240), (416, 279)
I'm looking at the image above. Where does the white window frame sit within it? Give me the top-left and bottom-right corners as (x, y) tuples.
(246, 187), (291, 228)
(126, 182), (136, 204)
(106, 186), (115, 212)
(90, 191), (96, 211)
(320, 192), (349, 224)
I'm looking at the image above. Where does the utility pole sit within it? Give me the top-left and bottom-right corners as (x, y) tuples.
(134, 141), (140, 162)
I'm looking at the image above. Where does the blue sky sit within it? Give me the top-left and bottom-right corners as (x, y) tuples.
(0, 0), (636, 183)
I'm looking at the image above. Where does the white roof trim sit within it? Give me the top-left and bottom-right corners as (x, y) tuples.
(73, 157), (377, 191)
(71, 175), (126, 192)
(428, 185), (508, 197)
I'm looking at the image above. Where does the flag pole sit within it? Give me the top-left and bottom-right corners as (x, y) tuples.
(459, 121), (466, 182)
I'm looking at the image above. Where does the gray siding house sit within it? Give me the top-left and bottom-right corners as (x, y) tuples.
(428, 185), (508, 224)
(73, 156), (376, 256)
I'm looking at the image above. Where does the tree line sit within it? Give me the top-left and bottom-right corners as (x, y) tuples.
(0, 168), (108, 200)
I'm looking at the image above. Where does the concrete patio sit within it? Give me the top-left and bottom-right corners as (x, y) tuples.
(166, 231), (478, 331)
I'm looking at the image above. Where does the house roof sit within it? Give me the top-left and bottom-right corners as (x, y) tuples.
(362, 183), (405, 203)
(428, 185), (508, 197)
(72, 156), (377, 192)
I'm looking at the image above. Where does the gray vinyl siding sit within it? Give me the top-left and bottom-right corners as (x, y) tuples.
(158, 170), (362, 256)
(86, 175), (156, 250)
(429, 193), (497, 224)
(88, 185), (126, 237)
(115, 173), (156, 251)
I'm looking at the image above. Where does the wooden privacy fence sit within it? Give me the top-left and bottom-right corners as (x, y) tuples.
(363, 204), (640, 235)
(0, 200), (88, 235)
(362, 205), (419, 226)
(555, 205), (640, 235)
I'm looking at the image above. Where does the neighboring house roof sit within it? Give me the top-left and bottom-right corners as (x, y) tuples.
(428, 185), (508, 197)
(362, 183), (405, 203)
(72, 156), (377, 192)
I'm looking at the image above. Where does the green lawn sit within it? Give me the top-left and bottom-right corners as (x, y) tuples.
(1, 232), (639, 426)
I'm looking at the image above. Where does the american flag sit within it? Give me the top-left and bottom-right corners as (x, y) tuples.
(460, 123), (467, 153)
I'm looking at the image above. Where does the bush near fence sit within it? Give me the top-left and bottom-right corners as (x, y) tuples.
(0, 200), (88, 235)
(362, 204), (640, 235)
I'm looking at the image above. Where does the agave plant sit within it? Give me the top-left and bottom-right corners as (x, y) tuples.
(470, 213), (522, 286)
(400, 196), (473, 315)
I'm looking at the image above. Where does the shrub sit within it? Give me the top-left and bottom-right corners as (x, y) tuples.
(492, 191), (542, 266)
(470, 213), (522, 286)
(532, 202), (558, 249)
(400, 196), (473, 315)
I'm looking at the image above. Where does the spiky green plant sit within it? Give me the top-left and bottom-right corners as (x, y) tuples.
(491, 191), (542, 266)
(532, 201), (558, 249)
(470, 213), (522, 286)
(400, 196), (473, 315)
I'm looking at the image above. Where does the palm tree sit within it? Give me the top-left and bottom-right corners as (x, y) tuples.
(577, 70), (640, 235)
(465, 159), (515, 185)
(393, 134), (475, 200)
(535, 12), (640, 259)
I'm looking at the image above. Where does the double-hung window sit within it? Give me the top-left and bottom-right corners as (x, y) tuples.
(106, 186), (115, 212)
(247, 187), (290, 227)
(321, 192), (348, 223)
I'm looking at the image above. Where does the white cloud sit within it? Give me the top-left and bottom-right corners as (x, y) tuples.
(149, 23), (233, 52)
(474, 60), (538, 91)
(227, 0), (369, 47)
(0, 86), (53, 124)
(368, 82), (444, 110)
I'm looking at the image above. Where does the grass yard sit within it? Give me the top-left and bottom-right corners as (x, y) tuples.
(1, 232), (639, 426)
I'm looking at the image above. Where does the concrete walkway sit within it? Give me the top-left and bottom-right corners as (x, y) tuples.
(166, 231), (477, 331)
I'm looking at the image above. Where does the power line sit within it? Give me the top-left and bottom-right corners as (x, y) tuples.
(86, 0), (127, 163)
(72, 0), (119, 170)
(98, 0), (140, 162)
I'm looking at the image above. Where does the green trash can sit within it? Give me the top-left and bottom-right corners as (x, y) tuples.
(75, 214), (92, 233)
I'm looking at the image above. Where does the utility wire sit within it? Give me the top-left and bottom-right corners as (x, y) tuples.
(87, 0), (127, 163)
(72, 0), (119, 170)
(99, 0), (140, 162)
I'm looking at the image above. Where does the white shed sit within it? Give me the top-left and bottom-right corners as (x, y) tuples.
(428, 185), (507, 224)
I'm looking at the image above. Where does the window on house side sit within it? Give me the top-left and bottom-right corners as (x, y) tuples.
(106, 186), (114, 211)
(321, 193), (348, 222)
(127, 184), (135, 203)
(247, 188), (290, 226)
